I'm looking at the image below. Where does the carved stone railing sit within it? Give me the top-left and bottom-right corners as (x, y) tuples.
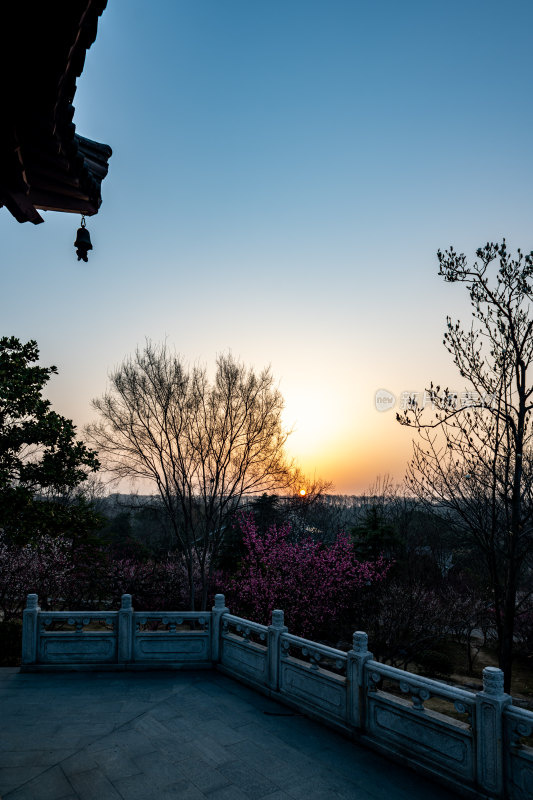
(21, 592), (533, 798)
(219, 612), (269, 686)
(22, 593), (212, 670)
(504, 705), (533, 800)
(278, 632), (349, 728)
(365, 658), (477, 789)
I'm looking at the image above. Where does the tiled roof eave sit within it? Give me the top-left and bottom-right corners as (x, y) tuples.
(0, 0), (112, 224)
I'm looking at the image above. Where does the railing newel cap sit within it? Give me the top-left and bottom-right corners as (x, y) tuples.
(213, 594), (228, 611)
(350, 631), (372, 655)
(270, 609), (286, 629)
(26, 593), (39, 609)
(481, 666), (506, 697)
(120, 594), (132, 610)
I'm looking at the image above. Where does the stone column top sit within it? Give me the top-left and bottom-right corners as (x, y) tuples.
(352, 631), (369, 653)
(121, 594), (132, 610)
(271, 609), (285, 628)
(482, 667), (505, 697)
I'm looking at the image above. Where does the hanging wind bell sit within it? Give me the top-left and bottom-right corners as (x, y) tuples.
(74, 216), (92, 262)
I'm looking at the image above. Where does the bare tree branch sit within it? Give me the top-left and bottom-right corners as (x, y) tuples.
(85, 342), (293, 609)
(397, 240), (533, 691)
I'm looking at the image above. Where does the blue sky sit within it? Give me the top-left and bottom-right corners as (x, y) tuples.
(2, 0), (532, 493)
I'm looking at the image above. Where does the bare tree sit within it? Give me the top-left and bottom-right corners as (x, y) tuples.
(397, 240), (533, 691)
(86, 342), (292, 609)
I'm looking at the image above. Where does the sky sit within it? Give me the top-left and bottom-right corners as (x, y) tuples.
(2, 0), (533, 495)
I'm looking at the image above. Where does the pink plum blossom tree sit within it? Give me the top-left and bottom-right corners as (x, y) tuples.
(223, 514), (390, 640)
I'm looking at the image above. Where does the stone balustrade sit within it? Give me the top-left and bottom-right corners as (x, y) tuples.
(21, 592), (533, 798)
(22, 593), (212, 670)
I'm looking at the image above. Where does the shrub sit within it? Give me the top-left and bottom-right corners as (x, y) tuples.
(415, 647), (455, 678)
(224, 514), (390, 640)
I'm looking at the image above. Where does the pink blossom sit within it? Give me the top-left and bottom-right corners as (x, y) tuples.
(222, 514), (390, 639)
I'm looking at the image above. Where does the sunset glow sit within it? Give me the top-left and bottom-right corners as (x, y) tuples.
(2, 1), (532, 496)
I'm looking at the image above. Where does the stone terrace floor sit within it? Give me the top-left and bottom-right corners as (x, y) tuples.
(0, 668), (458, 800)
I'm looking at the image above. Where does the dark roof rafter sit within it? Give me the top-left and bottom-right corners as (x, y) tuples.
(0, 0), (112, 224)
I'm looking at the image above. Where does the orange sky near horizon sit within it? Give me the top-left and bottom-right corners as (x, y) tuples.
(281, 390), (416, 495)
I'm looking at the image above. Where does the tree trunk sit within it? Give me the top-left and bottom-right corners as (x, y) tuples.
(500, 580), (517, 693)
(200, 555), (210, 611)
(186, 553), (195, 611)
(466, 629), (473, 674)
(500, 619), (514, 694)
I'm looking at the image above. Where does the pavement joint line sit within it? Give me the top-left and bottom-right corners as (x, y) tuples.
(3, 762), (61, 800)
(58, 763), (82, 800)
(2, 677), (192, 799)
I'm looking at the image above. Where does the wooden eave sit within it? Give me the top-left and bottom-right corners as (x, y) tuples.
(0, 0), (112, 224)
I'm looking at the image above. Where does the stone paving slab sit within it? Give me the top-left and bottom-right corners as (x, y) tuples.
(0, 668), (459, 800)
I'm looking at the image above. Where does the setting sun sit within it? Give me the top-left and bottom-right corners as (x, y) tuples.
(299, 489), (307, 497)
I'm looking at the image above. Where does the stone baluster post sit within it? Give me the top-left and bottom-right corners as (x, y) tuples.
(117, 594), (134, 664)
(347, 631), (373, 731)
(211, 593), (229, 664)
(22, 593), (40, 665)
(268, 609), (288, 692)
(475, 666), (511, 797)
